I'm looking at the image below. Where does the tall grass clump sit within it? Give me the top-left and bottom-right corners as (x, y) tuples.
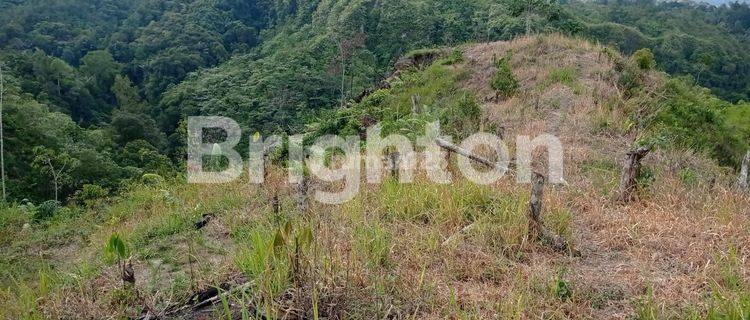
(355, 223), (391, 269)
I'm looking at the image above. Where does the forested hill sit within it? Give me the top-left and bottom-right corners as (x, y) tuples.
(568, 0), (750, 102)
(0, 0), (749, 204)
(0, 0), (582, 202)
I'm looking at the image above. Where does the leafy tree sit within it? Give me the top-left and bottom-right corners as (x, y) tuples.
(79, 50), (122, 104)
(32, 146), (78, 202)
(110, 110), (166, 149)
(111, 75), (147, 114)
(633, 48), (656, 70)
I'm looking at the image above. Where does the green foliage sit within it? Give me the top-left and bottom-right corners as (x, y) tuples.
(105, 233), (128, 262)
(678, 168), (698, 186)
(553, 270), (573, 300)
(634, 286), (659, 320)
(490, 56), (520, 97)
(141, 174), (165, 186)
(540, 67), (582, 93)
(647, 78), (745, 166)
(34, 200), (60, 221)
(356, 224), (391, 269)
(310, 58), (482, 142)
(72, 184), (109, 207)
(633, 48), (656, 70)
(234, 221), (313, 303)
(441, 49), (465, 65)
(571, 0), (750, 102)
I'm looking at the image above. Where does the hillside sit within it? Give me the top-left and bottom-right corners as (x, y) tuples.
(2, 35), (748, 319)
(568, 0), (750, 102)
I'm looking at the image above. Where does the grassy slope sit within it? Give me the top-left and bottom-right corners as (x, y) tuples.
(2, 35), (750, 319)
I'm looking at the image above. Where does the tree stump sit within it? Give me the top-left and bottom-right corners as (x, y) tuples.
(739, 150), (749, 191)
(296, 175), (309, 213)
(618, 146), (651, 202)
(528, 171), (568, 252)
(388, 151), (400, 180)
(122, 258), (135, 285)
(272, 192), (280, 215)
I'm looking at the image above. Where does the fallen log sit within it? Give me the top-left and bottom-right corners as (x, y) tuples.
(143, 281), (255, 320)
(618, 146), (651, 202)
(435, 137), (506, 169)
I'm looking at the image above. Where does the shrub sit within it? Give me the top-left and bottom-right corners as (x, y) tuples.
(633, 48), (656, 70)
(142, 173), (165, 186)
(441, 49), (464, 65)
(649, 78), (744, 166)
(490, 56), (519, 97)
(34, 200), (60, 221)
(72, 184), (109, 207)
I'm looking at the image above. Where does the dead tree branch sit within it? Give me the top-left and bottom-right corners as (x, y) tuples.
(436, 137), (507, 169)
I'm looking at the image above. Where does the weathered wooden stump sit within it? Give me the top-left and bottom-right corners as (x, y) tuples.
(296, 174), (309, 213)
(528, 171), (568, 252)
(122, 258), (135, 285)
(388, 151), (400, 180)
(739, 150), (749, 191)
(618, 146), (651, 202)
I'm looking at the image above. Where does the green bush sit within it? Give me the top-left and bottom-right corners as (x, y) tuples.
(441, 49), (464, 65)
(649, 78), (745, 167)
(142, 173), (165, 186)
(34, 200), (61, 221)
(72, 184), (109, 206)
(490, 56), (519, 97)
(633, 48), (656, 70)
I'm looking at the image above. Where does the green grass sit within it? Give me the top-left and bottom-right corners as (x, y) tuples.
(355, 223), (391, 269)
(539, 67), (583, 94)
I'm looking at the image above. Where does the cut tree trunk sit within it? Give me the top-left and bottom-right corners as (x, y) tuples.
(296, 174), (309, 213)
(436, 137), (568, 253)
(740, 150), (749, 191)
(618, 146), (651, 202)
(272, 192), (280, 215)
(388, 151), (400, 180)
(122, 258), (135, 285)
(528, 171), (568, 252)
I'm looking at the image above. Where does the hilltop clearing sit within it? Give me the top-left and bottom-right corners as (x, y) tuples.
(1, 35), (749, 319)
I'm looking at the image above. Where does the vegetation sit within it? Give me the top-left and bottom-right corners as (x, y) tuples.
(490, 55), (520, 97)
(569, 0), (750, 102)
(0, 0), (749, 319)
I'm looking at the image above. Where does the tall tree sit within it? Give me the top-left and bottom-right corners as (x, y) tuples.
(32, 147), (78, 202)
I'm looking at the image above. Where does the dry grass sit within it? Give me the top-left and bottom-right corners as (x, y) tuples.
(2, 34), (749, 319)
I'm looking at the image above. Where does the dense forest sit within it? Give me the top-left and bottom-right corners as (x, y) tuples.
(568, 0), (750, 102)
(0, 0), (748, 204)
